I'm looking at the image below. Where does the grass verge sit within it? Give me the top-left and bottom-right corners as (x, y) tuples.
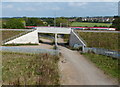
(77, 32), (119, 51)
(2, 51), (60, 85)
(82, 53), (119, 80)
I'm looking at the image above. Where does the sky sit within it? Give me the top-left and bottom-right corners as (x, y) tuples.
(1, 2), (119, 17)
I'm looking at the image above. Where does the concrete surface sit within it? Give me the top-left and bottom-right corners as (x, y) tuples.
(5, 30), (39, 44)
(37, 27), (71, 34)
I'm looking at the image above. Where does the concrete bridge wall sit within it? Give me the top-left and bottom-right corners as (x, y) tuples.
(69, 30), (86, 49)
(5, 30), (39, 44)
(37, 27), (71, 34)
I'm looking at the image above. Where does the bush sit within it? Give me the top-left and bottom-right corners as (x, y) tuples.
(3, 18), (25, 29)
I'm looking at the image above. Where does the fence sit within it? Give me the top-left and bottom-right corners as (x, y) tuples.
(2, 30), (34, 44)
(74, 31), (120, 59)
(0, 46), (59, 55)
(84, 47), (120, 59)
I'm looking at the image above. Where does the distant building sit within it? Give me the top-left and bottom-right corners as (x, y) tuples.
(82, 17), (114, 23)
(68, 19), (76, 22)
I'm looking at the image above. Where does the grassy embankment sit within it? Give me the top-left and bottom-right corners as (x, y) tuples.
(1, 31), (39, 46)
(82, 53), (119, 80)
(78, 32), (119, 80)
(71, 22), (111, 27)
(2, 51), (59, 85)
(1, 31), (25, 41)
(77, 32), (119, 51)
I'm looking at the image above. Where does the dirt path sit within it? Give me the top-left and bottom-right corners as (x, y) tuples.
(59, 46), (117, 85)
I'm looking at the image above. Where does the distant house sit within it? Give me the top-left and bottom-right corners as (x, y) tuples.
(68, 19), (76, 22)
(82, 17), (114, 23)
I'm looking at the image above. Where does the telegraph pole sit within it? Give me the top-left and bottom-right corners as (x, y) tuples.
(54, 11), (58, 48)
(54, 12), (56, 27)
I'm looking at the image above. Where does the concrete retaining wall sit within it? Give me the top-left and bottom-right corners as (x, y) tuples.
(5, 30), (39, 44)
(69, 30), (86, 47)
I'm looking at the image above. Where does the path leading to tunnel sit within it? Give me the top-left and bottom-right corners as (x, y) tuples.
(59, 46), (117, 85)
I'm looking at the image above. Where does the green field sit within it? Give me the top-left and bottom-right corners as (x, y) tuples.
(71, 22), (111, 27)
(2, 51), (59, 85)
(82, 53), (119, 80)
(77, 32), (119, 51)
(1, 31), (24, 41)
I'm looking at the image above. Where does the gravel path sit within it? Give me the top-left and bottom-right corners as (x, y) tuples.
(59, 46), (118, 85)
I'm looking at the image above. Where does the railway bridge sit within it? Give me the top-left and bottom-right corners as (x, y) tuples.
(4, 27), (86, 51)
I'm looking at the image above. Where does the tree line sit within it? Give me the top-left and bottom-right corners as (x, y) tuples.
(2, 16), (120, 31)
(2, 17), (70, 29)
(110, 16), (120, 31)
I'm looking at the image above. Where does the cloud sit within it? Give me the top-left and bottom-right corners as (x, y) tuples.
(50, 7), (61, 10)
(68, 2), (88, 7)
(17, 8), (22, 11)
(3, 4), (13, 8)
(24, 7), (36, 11)
(17, 7), (36, 11)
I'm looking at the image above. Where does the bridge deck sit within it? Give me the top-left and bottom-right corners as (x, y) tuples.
(37, 27), (71, 34)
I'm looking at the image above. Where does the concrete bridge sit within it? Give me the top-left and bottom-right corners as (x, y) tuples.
(3, 27), (86, 51)
(37, 27), (71, 34)
(37, 27), (71, 46)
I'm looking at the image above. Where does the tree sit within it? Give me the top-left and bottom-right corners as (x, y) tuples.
(55, 17), (70, 27)
(43, 18), (54, 26)
(111, 17), (120, 31)
(3, 18), (25, 29)
(26, 18), (44, 26)
(76, 17), (82, 22)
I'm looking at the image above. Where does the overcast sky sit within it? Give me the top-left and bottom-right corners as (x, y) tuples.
(1, 2), (118, 17)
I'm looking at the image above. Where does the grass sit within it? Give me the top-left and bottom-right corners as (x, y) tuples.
(1, 31), (25, 41)
(62, 35), (70, 43)
(82, 53), (119, 80)
(2, 51), (60, 85)
(77, 32), (119, 51)
(71, 22), (111, 27)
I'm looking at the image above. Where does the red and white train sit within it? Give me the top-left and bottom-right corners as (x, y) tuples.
(25, 26), (116, 31)
(70, 27), (116, 31)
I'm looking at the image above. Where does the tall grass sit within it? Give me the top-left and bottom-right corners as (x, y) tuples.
(78, 32), (119, 51)
(2, 51), (60, 85)
(82, 53), (119, 81)
(1, 31), (24, 41)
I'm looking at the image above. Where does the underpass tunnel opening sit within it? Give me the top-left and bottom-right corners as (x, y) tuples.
(38, 33), (70, 46)
(57, 34), (70, 46)
(38, 33), (55, 45)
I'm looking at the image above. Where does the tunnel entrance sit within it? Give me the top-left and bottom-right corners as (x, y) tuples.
(38, 33), (69, 47)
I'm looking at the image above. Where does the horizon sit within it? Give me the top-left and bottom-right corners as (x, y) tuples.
(0, 15), (117, 18)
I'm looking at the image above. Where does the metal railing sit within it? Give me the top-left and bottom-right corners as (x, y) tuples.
(2, 30), (34, 44)
(1, 46), (59, 55)
(84, 47), (120, 59)
(74, 30), (87, 46)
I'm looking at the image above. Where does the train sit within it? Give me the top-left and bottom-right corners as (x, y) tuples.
(70, 27), (116, 31)
(25, 26), (116, 31)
